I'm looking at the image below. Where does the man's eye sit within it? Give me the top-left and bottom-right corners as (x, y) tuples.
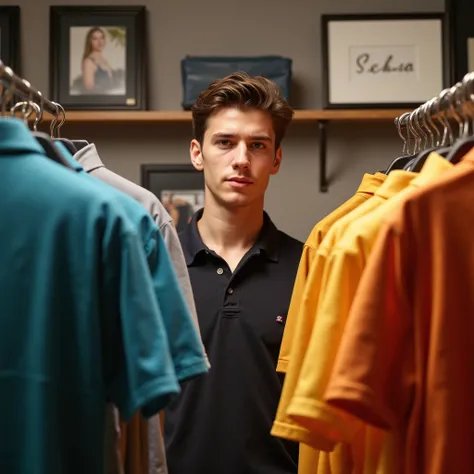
(251, 142), (266, 149)
(216, 140), (232, 147)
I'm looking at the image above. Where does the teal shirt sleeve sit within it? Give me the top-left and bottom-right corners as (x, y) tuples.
(56, 142), (209, 382)
(101, 217), (181, 421)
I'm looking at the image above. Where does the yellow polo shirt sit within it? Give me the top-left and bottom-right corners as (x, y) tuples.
(287, 154), (453, 473)
(272, 171), (416, 474)
(275, 173), (387, 474)
(277, 173), (386, 374)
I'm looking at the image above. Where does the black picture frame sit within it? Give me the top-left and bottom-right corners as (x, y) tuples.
(446, 0), (474, 83)
(0, 6), (20, 73)
(321, 13), (450, 109)
(50, 6), (147, 110)
(141, 164), (205, 233)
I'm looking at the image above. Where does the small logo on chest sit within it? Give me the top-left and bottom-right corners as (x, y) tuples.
(276, 315), (284, 324)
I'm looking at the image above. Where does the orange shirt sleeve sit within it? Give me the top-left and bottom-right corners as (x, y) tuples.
(324, 219), (415, 432)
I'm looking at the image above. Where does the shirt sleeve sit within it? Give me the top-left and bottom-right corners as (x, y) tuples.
(286, 246), (367, 447)
(324, 222), (414, 431)
(145, 226), (209, 383)
(101, 226), (181, 422)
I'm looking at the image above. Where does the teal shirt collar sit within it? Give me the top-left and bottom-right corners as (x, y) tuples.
(0, 118), (46, 156)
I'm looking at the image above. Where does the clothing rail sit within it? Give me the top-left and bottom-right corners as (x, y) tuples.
(395, 71), (474, 152)
(0, 59), (59, 117)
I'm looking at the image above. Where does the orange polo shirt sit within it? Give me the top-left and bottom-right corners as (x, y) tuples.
(325, 152), (474, 474)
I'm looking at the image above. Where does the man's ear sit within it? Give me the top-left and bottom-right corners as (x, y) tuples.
(190, 139), (204, 171)
(270, 147), (283, 175)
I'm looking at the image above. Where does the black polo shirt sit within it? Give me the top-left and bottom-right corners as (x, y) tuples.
(164, 209), (303, 474)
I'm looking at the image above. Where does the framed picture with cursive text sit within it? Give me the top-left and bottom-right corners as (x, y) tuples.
(321, 13), (449, 109)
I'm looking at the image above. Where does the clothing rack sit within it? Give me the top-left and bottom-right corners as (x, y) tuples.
(0, 59), (59, 117)
(394, 71), (474, 154)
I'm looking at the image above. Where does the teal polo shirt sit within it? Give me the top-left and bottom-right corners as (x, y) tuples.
(55, 142), (209, 382)
(0, 118), (180, 474)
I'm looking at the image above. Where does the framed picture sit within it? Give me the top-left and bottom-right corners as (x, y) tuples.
(321, 13), (449, 109)
(50, 6), (147, 110)
(0, 6), (20, 73)
(141, 164), (205, 233)
(446, 0), (474, 83)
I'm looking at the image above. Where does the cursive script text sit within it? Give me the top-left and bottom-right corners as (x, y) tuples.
(355, 53), (414, 74)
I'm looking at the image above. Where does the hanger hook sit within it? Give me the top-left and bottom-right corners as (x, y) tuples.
(1, 66), (17, 117)
(10, 100), (33, 124)
(420, 100), (435, 148)
(461, 72), (474, 136)
(395, 112), (410, 154)
(20, 79), (35, 124)
(414, 106), (428, 151)
(426, 97), (441, 147)
(36, 90), (45, 129)
(402, 112), (413, 155)
(50, 101), (65, 138)
(408, 110), (421, 154)
(26, 101), (41, 131)
(431, 94), (447, 146)
(448, 83), (464, 140)
(30, 101), (42, 131)
(437, 89), (454, 146)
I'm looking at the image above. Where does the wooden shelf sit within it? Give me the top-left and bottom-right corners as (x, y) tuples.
(28, 108), (409, 194)
(32, 109), (410, 124)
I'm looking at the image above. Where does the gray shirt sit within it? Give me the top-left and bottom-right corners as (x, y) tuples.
(75, 144), (208, 474)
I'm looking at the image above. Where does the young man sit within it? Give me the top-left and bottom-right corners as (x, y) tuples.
(164, 72), (302, 474)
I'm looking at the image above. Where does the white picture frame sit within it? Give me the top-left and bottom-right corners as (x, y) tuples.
(321, 13), (449, 109)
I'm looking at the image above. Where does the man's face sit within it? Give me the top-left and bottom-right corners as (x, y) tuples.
(190, 107), (282, 209)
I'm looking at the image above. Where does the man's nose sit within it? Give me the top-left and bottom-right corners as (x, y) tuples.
(232, 143), (250, 168)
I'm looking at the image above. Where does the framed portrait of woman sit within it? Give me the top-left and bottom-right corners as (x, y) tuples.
(50, 6), (147, 110)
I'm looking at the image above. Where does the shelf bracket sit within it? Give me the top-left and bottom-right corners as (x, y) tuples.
(318, 120), (328, 193)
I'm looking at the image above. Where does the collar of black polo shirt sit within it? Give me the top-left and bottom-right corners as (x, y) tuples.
(180, 208), (280, 266)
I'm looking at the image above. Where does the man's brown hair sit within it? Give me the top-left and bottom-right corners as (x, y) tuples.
(192, 72), (294, 150)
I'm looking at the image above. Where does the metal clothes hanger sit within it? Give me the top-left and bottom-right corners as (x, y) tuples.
(10, 91), (74, 170)
(402, 109), (424, 171)
(50, 101), (78, 155)
(384, 112), (414, 173)
(410, 97), (445, 172)
(50, 101), (89, 153)
(429, 87), (457, 159)
(445, 74), (474, 164)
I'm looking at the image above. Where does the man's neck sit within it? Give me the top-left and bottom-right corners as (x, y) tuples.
(197, 202), (264, 269)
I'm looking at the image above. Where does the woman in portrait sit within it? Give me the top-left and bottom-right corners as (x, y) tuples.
(81, 27), (114, 92)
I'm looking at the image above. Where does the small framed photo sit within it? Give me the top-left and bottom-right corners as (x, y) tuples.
(50, 6), (147, 110)
(141, 164), (205, 233)
(446, 0), (474, 82)
(321, 13), (449, 109)
(0, 6), (20, 73)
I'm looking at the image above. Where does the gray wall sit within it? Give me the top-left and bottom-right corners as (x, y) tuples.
(12, 0), (443, 241)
